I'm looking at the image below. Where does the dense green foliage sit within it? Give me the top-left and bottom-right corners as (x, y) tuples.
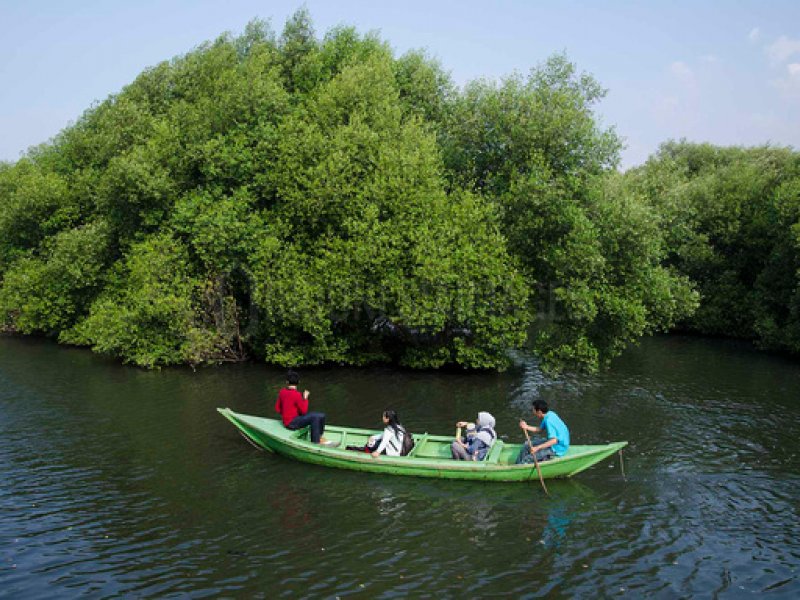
(0, 11), (700, 370)
(626, 141), (800, 355)
(439, 60), (697, 367)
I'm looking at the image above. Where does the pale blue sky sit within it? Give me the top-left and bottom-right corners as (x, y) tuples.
(1, 0), (799, 168)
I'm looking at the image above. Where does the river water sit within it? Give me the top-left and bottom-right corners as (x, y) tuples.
(1, 334), (798, 598)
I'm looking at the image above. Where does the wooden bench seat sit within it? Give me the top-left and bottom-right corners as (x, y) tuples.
(406, 433), (429, 457)
(484, 440), (505, 464)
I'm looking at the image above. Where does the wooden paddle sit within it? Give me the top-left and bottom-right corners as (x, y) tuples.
(523, 427), (550, 497)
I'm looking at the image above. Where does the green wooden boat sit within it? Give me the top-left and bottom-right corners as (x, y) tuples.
(217, 408), (627, 482)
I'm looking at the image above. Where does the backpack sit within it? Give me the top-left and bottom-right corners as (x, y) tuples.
(400, 427), (415, 456)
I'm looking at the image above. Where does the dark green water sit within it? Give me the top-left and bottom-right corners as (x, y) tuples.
(1, 335), (799, 598)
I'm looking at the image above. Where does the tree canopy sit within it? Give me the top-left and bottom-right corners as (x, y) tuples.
(625, 141), (800, 355)
(0, 11), (703, 371)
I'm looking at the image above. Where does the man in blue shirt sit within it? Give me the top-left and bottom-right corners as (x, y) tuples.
(516, 400), (570, 464)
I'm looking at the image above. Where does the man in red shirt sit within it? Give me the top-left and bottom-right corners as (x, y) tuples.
(275, 370), (332, 445)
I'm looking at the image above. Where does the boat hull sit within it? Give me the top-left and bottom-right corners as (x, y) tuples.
(218, 408), (627, 482)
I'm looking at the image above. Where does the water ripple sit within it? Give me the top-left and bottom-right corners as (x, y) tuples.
(1, 335), (800, 597)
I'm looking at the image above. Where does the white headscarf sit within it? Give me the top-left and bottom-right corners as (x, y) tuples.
(475, 411), (497, 446)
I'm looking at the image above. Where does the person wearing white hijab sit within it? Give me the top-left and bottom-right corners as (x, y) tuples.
(451, 412), (497, 460)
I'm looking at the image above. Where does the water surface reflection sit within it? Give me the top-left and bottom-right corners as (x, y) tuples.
(1, 335), (799, 597)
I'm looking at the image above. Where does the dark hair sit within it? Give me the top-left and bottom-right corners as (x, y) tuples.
(532, 400), (549, 413)
(383, 410), (403, 435)
(286, 370), (300, 385)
